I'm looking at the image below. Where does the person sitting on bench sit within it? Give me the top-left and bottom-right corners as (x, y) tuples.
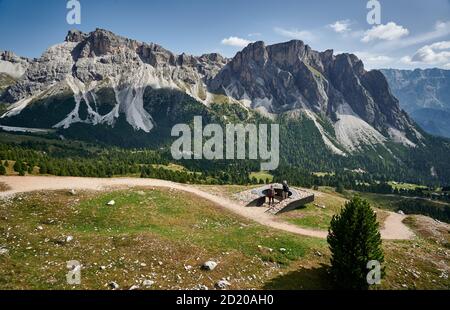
(282, 181), (290, 200)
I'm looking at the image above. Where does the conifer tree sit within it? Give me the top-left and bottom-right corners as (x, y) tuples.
(327, 196), (384, 290)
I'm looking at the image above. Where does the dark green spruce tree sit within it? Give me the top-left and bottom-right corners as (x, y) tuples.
(13, 161), (22, 173)
(0, 164), (6, 175)
(327, 196), (384, 290)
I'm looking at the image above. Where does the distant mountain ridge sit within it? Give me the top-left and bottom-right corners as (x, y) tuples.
(381, 68), (450, 138)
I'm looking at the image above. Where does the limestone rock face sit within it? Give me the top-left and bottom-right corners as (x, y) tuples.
(210, 40), (415, 136)
(1, 29), (229, 132)
(0, 28), (422, 152)
(0, 50), (30, 79)
(65, 29), (88, 43)
(3, 29), (228, 104)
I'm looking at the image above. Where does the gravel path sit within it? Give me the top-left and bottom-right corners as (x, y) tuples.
(0, 176), (414, 240)
(380, 212), (415, 240)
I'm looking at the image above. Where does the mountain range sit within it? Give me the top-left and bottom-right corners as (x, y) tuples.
(381, 68), (450, 138)
(0, 29), (449, 184)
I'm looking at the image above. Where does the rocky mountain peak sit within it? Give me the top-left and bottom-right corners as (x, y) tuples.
(199, 53), (227, 63)
(333, 53), (365, 76)
(65, 29), (88, 43)
(1, 50), (17, 61)
(210, 38), (420, 148)
(80, 28), (137, 57)
(0, 50), (30, 64)
(0, 28), (423, 154)
(0, 50), (30, 79)
(1, 28), (233, 135)
(232, 41), (268, 69)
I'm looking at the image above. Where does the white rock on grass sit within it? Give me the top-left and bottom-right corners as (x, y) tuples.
(129, 285), (140, 290)
(107, 200), (116, 206)
(202, 261), (218, 271)
(109, 282), (119, 290)
(439, 271), (448, 279)
(194, 284), (208, 290)
(66, 236), (74, 243)
(0, 247), (9, 255)
(215, 279), (231, 290)
(142, 280), (155, 288)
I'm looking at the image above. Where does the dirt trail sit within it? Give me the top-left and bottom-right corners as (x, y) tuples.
(0, 176), (414, 240)
(380, 212), (414, 240)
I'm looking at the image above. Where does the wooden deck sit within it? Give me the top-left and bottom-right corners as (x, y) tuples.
(250, 184), (315, 215)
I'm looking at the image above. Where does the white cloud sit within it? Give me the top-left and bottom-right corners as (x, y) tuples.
(400, 56), (413, 65)
(401, 41), (450, 68)
(329, 20), (351, 33)
(221, 36), (253, 48)
(412, 41), (450, 64)
(362, 22), (409, 43)
(435, 20), (450, 31)
(274, 27), (315, 41)
(352, 51), (394, 69)
(374, 21), (450, 50)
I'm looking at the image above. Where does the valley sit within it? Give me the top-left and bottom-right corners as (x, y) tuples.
(0, 27), (449, 292)
(1, 30), (450, 185)
(1, 0), (450, 302)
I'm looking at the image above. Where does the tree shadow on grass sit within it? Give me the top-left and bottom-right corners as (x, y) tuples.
(263, 264), (334, 290)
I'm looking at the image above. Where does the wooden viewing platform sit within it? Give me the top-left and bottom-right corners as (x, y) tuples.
(250, 184), (315, 215)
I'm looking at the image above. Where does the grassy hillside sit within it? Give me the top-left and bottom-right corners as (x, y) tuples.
(1, 185), (448, 289)
(200, 185), (450, 289)
(249, 171), (274, 183)
(0, 187), (326, 290)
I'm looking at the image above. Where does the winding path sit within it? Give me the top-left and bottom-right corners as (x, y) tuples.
(0, 176), (415, 240)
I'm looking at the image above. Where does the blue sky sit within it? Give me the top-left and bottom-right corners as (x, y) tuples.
(0, 0), (449, 69)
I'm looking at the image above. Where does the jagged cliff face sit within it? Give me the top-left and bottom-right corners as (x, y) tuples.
(5, 29), (228, 104)
(211, 40), (415, 134)
(0, 28), (422, 153)
(1, 29), (227, 132)
(210, 40), (421, 153)
(0, 51), (30, 79)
